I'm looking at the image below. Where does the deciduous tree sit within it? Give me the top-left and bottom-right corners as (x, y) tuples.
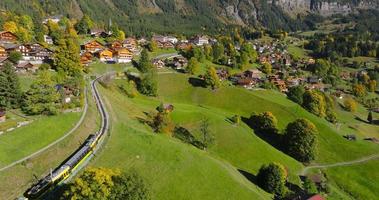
(204, 66), (220, 89)
(257, 163), (287, 198)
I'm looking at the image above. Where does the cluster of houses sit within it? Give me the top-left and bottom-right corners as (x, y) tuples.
(80, 38), (138, 65)
(152, 34), (215, 51)
(0, 31), (53, 72)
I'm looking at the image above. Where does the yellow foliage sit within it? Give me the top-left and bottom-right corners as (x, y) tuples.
(3, 21), (18, 33)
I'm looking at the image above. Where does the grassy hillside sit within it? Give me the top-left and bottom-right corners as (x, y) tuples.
(91, 85), (271, 200)
(156, 73), (379, 164)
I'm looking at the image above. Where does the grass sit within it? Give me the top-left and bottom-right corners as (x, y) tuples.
(324, 159), (379, 200)
(0, 112), (81, 168)
(156, 73), (379, 164)
(90, 84), (271, 200)
(0, 84), (100, 199)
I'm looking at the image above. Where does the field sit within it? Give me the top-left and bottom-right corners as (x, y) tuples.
(0, 112), (81, 168)
(87, 68), (379, 199)
(0, 84), (100, 199)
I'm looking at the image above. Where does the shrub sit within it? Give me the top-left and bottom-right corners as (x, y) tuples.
(343, 98), (357, 112)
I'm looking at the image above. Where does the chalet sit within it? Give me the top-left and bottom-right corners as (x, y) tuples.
(190, 35), (209, 46)
(0, 108), (5, 122)
(109, 41), (123, 50)
(0, 56), (9, 66)
(0, 45), (7, 57)
(286, 77), (304, 88)
(307, 76), (322, 84)
(122, 38), (138, 51)
(42, 15), (62, 24)
(137, 37), (148, 45)
(245, 69), (263, 80)
(80, 52), (93, 66)
(152, 35), (178, 44)
(114, 48), (133, 63)
(90, 28), (109, 38)
(237, 78), (256, 89)
(216, 69), (229, 81)
(44, 35), (53, 45)
(162, 42), (175, 49)
(97, 49), (113, 62)
(152, 59), (165, 69)
(273, 80), (288, 92)
(176, 42), (191, 50)
(18, 44), (53, 63)
(81, 40), (104, 53)
(0, 31), (18, 42)
(16, 62), (38, 73)
(172, 56), (188, 69)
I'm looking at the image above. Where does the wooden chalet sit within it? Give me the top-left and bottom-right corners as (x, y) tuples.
(176, 42), (191, 51)
(16, 62), (38, 73)
(152, 59), (165, 69)
(18, 44), (53, 63)
(81, 40), (105, 53)
(0, 45), (7, 57)
(122, 38), (137, 51)
(109, 41), (123, 50)
(80, 52), (93, 65)
(114, 48), (133, 63)
(0, 31), (17, 42)
(90, 28), (109, 38)
(97, 49), (113, 62)
(237, 78), (256, 89)
(162, 42), (174, 49)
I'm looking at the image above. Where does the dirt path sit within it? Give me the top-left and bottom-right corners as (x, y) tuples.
(300, 154), (379, 175)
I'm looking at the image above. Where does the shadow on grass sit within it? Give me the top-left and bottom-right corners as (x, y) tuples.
(188, 77), (206, 88)
(241, 117), (285, 152)
(238, 169), (257, 184)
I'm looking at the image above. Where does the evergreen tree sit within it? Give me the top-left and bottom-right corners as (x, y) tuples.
(0, 62), (22, 108)
(368, 111), (373, 124)
(138, 49), (152, 73)
(75, 14), (94, 34)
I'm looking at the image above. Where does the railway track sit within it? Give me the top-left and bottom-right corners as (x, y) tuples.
(23, 73), (111, 199)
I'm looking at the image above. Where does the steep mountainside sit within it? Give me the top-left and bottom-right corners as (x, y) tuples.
(0, 0), (378, 34)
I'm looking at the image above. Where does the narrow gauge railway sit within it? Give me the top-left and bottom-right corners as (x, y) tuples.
(23, 75), (110, 199)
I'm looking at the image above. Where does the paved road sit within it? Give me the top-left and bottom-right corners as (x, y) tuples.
(300, 154), (379, 175)
(0, 87), (89, 172)
(154, 53), (179, 59)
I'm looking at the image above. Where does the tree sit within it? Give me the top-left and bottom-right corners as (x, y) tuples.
(367, 111), (373, 124)
(284, 119), (318, 163)
(256, 163), (287, 198)
(54, 38), (82, 76)
(139, 71), (157, 96)
(311, 59), (330, 77)
(75, 14), (94, 34)
(8, 51), (22, 64)
(287, 86), (305, 105)
(0, 62), (22, 108)
(368, 80), (377, 92)
(212, 43), (224, 62)
(110, 171), (150, 200)
(204, 66), (220, 89)
(138, 49), (152, 73)
(204, 44), (213, 61)
(22, 70), (60, 115)
(148, 40), (158, 52)
(343, 98), (357, 112)
(186, 57), (200, 75)
(151, 103), (175, 135)
(249, 111), (278, 134)
(240, 42), (258, 63)
(199, 118), (214, 149)
(62, 167), (118, 200)
(2, 21), (18, 33)
(352, 84), (366, 97)
(303, 177), (318, 195)
(302, 91), (326, 117)
(261, 62), (272, 74)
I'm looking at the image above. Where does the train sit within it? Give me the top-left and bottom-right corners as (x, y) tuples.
(23, 76), (110, 199)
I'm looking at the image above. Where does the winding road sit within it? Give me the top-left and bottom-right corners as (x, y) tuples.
(300, 154), (379, 175)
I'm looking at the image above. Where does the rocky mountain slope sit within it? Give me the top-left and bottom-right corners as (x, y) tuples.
(0, 0), (378, 34)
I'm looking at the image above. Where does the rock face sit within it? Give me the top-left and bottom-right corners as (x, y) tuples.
(272, 0), (379, 16)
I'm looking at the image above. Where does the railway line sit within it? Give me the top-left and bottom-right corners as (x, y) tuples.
(23, 74), (110, 199)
